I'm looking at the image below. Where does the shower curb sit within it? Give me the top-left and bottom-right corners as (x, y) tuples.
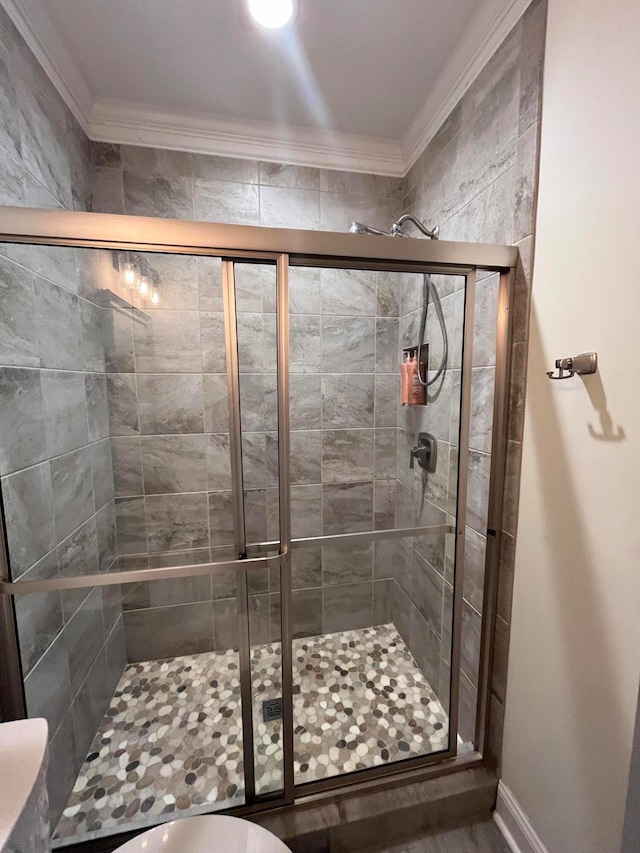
(251, 766), (497, 852)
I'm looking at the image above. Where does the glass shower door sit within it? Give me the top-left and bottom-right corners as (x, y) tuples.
(0, 243), (290, 845)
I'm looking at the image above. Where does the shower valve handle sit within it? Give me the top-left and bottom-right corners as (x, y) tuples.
(409, 433), (437, 473)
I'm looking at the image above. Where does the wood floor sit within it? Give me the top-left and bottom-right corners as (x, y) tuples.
(360, 819), (511, 853)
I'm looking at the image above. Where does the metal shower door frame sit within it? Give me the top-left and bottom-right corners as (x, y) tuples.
(0, 206), (517, 832)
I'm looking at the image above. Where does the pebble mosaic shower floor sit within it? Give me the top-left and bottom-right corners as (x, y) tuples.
(54, 623), (450, 844)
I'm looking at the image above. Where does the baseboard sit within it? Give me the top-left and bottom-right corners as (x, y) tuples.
(494, 781), (549, 853)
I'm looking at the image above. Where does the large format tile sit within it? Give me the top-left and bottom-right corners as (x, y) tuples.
(115, 496), (147, 555)
(50, 446), (93, 543)
(34, 277), (82, 370)
(321, 317), (375, 373)
(134, 310), (202, 373)
(290, 315), (321, 373)
(259, 185), (320, 230)
(23, 627), (72, 735)
(2, 461), (56, 577)
(14, 549), (63, 675)
(90, 439), (115, 510)
(0, 255), (38, 366)
(84, 373), (109, 443)
(322, 429), (374, 484)
(200, 312), (227, 373)
(320, 267), (376, 316)
(323, 482), (373, 534)
(137, 374), (204, 434)
(195, 179), (259, 225)
(57, 516), (100, 621)
(289, 373), (321, 429)
(111, 436), (143, 496)
(106, 373), (139, 435)
(71, 649), (111, 765)
(124, 602), (215, 662)
(141, 434), (207, 494)
(123, 173), (194, 219)
(0, 367), (47, 475)
(42, 369), (89, 457)
(321, 374), (374, 427)
(323, 581), (373, 632)
(65, 587), (105, 696)
(146, 493), (209, 552)
(322, 540), (373, 585)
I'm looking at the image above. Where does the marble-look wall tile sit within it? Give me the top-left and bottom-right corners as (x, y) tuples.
(203, 373), (230, 432)
(289, 315), (321, 373)
(50, 447), (93, 542)
(320, 192), (376, 233)
(289, 430), (321, 486)
(124, 173), (194, 219)
(57, 517), (99, 621)
(85, 373), (109, 443)
(111, 436), (143, 496)
(322, 541), (372, 585)
(374, 374), (398, 428)
(124, 602), (214, 662)
(72, 648), (111, 763)
(2, 462), (56, 577)
(513, 120), (539, 243)
(465, 451), (491, 535)
(321, 317), (375, 373)
(469, 367), (495, 454)
(146, 492), (209, 552)
(374, 429), (397, 480)
(289, 374), (321, 429)
(322, 429), (374, 484)
(95, 502), (117, 572)
(291, 587), (322, 639)
(519, 0), (547, 134)
(195, 179), (259, 225)
(289, 266), (321, 314)
(320, 268), (376, 316)
(115, 496), (147, 555)
(42, 369), (89, 457)
(142, 434), (207, 494)
(106, 373), (139, 435)
(259, 185), (320, 229)
(23, 628), (72, 735)
(321, 374), (374, 427)
(259, 161), (320, 190)
(291, 544), (322, 590)
(193, 154), (257, 184)
(323, 482), (373, 534)
(208, 490), (234, 547)
(323, 581), (373, 633)
(290, 484), (323, 538)
(90, 439), (115, 510)
(0, 255), (39, 366)
(134, 310), (202, 373)
(137, 374), (204, 434)
(14, 550), (62, 675)
(0, 367), (47, 475)
(34, 278), (82, 370)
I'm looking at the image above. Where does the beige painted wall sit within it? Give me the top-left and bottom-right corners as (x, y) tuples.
(501, 1), (640, 851)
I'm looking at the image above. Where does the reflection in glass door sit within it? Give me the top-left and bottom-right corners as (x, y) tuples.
(0, 243), (289, 846)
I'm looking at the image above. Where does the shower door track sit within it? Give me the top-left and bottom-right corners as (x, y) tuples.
(0, 206), (517, 841)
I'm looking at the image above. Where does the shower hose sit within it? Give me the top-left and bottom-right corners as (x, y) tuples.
(416, 273), (449, 387)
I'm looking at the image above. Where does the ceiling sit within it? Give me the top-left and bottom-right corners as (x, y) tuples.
(3, 0), (530, 174)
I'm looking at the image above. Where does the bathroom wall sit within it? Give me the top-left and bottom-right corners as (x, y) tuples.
(90, 144), (407, 660)
(0, 5), (127, 823)
(500, 0), (640, 850)
(396, 0), (546, 745)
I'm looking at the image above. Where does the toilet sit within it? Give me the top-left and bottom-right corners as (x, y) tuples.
(113, 815), (291, 852)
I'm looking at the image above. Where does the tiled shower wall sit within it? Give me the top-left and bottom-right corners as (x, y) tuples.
(397, 0), (547, 748)
(90, 148), (407, 660)
(0, 6), (126, 822)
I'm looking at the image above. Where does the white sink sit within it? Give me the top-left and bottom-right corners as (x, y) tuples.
(0, 718), (49, 852)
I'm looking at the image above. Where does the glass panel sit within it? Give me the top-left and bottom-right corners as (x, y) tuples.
(0, 243), (248, 844)
(287, 265), (465, 785)
(233, 262), (285, 797)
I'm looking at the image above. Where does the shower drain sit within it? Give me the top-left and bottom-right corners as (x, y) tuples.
(262, 698), (283, 722)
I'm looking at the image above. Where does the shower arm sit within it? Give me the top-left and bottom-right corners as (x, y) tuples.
(391, 214), (439, 240)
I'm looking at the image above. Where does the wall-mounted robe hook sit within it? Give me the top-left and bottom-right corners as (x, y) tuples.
(546, 352), (598, 380)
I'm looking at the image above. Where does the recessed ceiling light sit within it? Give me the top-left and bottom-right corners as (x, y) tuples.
(246, 0), (297, 30)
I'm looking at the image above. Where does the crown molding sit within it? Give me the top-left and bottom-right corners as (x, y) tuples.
(1, 0), (92, 129)
(89, 100), (406, 176)
(401, 0), (533, 171)
(2, 0), (533, 177)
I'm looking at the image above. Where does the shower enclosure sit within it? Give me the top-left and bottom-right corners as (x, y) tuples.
(0, 206), (516, 847)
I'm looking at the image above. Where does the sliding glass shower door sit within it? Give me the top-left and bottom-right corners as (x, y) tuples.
(0, 206), (517, 850)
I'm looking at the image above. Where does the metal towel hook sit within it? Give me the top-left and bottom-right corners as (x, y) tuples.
(546, 352), (598, 380)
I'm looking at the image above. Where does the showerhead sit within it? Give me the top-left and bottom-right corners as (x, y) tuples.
(348, 222), (391, 236)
